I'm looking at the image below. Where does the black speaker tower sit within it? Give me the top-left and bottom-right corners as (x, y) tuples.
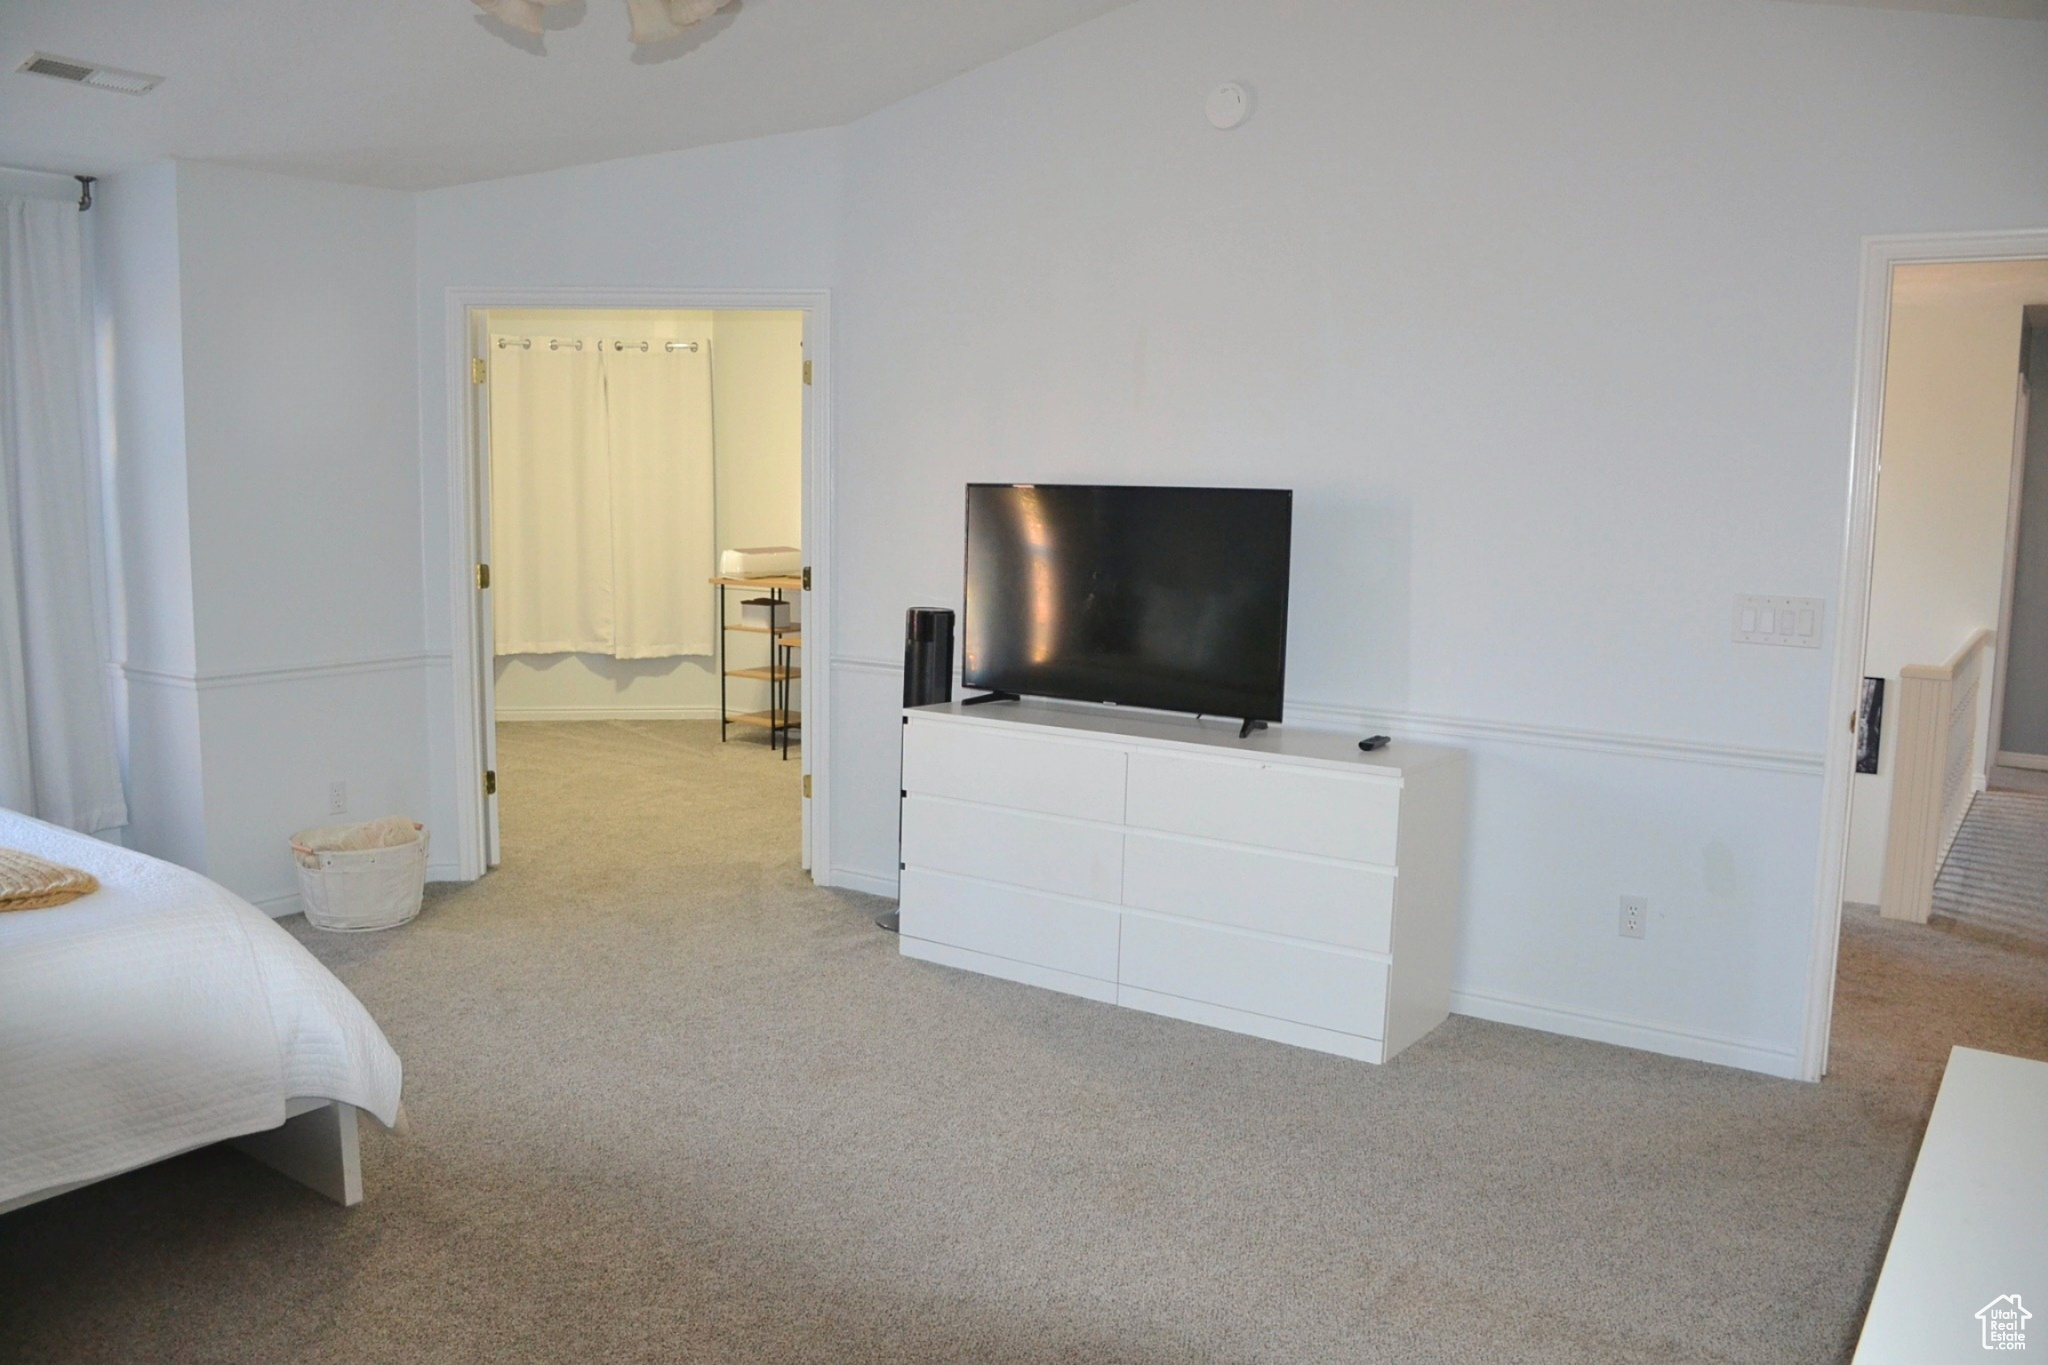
(879, 608), (954, 932)
(902, 608), (954, 710)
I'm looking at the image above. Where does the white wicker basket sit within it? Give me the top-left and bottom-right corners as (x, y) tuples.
(290, 817), (428, 932)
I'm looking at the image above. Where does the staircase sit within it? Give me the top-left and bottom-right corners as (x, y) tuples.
(1930, 789), (2048, 947)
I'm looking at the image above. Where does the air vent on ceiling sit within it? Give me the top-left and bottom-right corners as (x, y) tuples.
(18, 53), (162, 95)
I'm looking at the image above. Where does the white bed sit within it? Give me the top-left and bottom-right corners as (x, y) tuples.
(0, 809), (403, 1214)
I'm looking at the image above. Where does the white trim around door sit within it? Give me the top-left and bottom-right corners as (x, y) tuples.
(1802, 230), (2048, 1084)
(440, 286), (835, 886)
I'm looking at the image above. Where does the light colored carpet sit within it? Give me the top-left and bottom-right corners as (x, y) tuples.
(1932, 789), (2048, 947)
(3, 720), (2046, 1364)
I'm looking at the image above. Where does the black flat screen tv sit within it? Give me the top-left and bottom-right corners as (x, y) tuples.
(962, 483), (1292, 722)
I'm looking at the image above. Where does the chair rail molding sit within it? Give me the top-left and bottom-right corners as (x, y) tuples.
(121, 652), (445, 691)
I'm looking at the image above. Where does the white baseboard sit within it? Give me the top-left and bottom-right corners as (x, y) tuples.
(826, 865), (900, 899)
(251, 890), (303, 920)
(496, 705), (721, 722)
(1449, 986), (1800, 1079)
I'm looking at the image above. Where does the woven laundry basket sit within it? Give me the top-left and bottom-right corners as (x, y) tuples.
(290, 817), (427, 932)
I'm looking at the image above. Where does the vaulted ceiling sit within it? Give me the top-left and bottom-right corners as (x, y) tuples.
(0, 0), (1139, 190)
(0, 0), (2040, 193)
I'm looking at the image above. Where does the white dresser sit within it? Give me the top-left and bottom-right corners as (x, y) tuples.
(897, 700), (1467, 1063)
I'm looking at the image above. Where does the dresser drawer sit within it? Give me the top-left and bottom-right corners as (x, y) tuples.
(1125, 751), (1399, 865)
(901, 795), (1123, 903)
(899, 868), (1120, 982)
(1118, 913), (1389, 1039)
(904, 718), (1126, 823)
(1122, 833), (1394, 953)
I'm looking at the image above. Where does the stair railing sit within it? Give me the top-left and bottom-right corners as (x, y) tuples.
(1880, 628), (1995, 922)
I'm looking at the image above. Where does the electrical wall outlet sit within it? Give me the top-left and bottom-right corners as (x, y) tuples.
(328, 781), (347, 816)
(1619, 895), (1647, 940)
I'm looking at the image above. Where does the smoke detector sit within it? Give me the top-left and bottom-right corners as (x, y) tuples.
(18, 53), (163, 95)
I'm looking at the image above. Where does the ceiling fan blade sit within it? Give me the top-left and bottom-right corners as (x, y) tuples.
(624, 0), (685, 43)
(667, 0), (730, 26)
(472, 0), (546, 35)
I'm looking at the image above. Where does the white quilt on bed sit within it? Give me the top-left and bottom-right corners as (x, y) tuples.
(0, 810), (403, 1204)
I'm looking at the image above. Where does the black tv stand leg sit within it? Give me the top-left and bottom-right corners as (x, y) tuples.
(961, 690), (1020, 707)
(1238, 717), (1268, 739)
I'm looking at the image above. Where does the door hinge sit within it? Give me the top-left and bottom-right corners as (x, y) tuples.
(802, 773), (812, 798)
(472, 357), (487, 385)
(802, 359), (812, 386)
(476, 562), (491, 591)
(1850, 710), (1858, 734)
(802, 565), (812, 591)
(484, 769), (497, 796)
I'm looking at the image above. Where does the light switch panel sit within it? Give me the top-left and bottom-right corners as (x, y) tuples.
(1734, 595), (1824, 648)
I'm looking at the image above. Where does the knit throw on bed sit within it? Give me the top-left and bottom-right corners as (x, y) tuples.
(0, 848), (99, 911)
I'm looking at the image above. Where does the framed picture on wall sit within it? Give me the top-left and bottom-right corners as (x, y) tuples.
(1856, 676), (1885, 775)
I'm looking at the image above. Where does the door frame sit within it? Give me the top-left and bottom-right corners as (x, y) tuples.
(440, 285), (834, 883)
(1801, 230), (2048, 1082)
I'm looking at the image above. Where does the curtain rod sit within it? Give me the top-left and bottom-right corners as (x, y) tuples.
(0, 164), (95, 210)
(493, 336), (702, 352)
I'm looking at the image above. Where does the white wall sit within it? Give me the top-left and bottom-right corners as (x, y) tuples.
(96, 162), (205, 869)
(822, 0), (2048, 1076)
(483, 307), (805, 720)
(405, 0), (2048, 1075)
(97, 161), (430, 911)
(175, 164), (422, 676)
(177, 163), (429, 910)
(712, 310), (805, 555)
(1843, 293), (2025, 904)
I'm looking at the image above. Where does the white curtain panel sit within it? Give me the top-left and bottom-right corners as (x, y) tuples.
(0, 195), (127, 833)
(602, 340), (715, 659)
(489, 337), (613, 655)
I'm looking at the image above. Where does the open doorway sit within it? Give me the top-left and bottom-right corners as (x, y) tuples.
(480, 305), (804, 871)
(1807, 238), (2048, 1081)
(443, 290), (833, 889)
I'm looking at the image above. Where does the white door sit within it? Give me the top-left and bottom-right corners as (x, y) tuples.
(473, 313), (502, 867)
(799, 322), (813, 872)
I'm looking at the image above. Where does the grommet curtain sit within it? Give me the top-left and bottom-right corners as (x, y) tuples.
(488, 336), (715, 659)
(0, 195), (128, 833)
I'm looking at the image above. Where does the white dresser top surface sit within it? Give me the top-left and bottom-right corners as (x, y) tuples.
(1853, 1047), (2048, 1364)
(906, 698), (1460, 776)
